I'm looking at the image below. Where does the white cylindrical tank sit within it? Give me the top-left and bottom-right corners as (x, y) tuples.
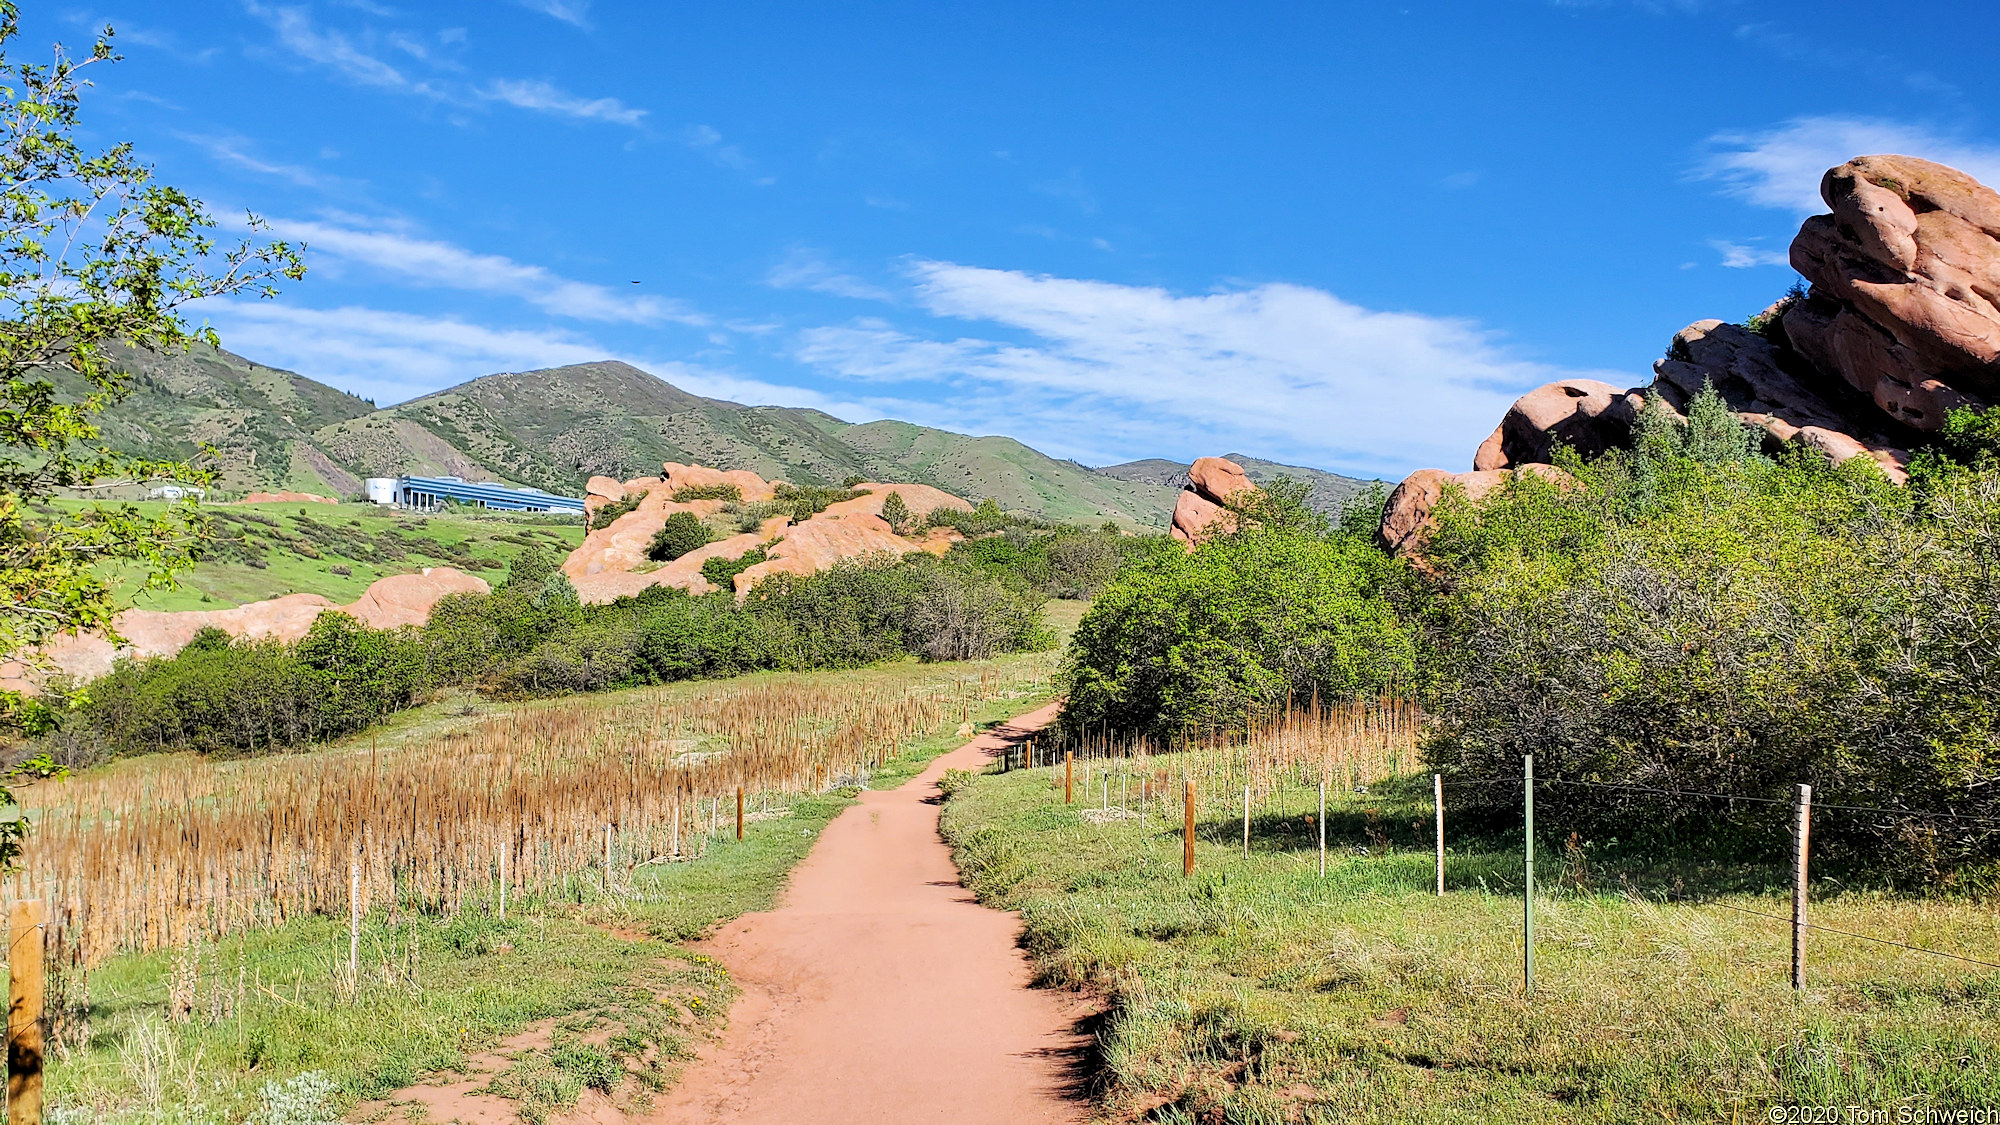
(365, 477), (399, 505)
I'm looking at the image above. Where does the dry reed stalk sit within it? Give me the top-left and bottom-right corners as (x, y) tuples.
(14, 666), (1042, 965)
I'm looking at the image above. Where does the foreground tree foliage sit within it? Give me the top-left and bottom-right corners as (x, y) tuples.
(1422, 391), (2000, 883)
(0, 8), (301, 732)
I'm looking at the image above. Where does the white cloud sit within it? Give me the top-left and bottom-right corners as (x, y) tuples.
(1710, 240), (1792, 269)
(203, 302), (882, 418)
(681, 126), (772, 182)
(178, 132), (330, 188)
(246, 2), (425, 93)
(478, 78), (644, 127)
(1700, 116), (2000, 213)
(202, 303), (610, 404)
(767, 250), (894, 301)
(795, 263), (1624, 476)
(271, 217), (705, 325)
(517, 0), (590, 27)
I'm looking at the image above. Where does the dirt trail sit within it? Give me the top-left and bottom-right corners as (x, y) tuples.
(652, 700), (1091, 1125)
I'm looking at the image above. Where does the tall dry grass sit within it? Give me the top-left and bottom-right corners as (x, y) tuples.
(15, 664), (1038, 965)
(1041, 696), (1423, 816)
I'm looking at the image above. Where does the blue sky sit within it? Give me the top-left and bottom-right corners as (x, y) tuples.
(37, 0), (2000, 479)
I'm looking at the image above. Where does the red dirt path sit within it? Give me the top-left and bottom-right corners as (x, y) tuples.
(652, 700), (1092, 1125)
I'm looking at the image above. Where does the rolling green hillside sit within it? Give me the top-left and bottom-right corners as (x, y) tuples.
(84, 348), (1362, 529)
(81, 343), (378, 495)
(72, 500), (583, 611)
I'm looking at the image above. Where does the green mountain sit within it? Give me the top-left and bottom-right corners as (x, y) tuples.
(78, 342), (378, 495)
(83, 349), (1371, 528)
(1094, 454), (1380, 516)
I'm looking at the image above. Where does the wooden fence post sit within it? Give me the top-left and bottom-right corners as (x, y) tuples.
(1065, 752), (1074, 805)
(1793, 783), (1813, 991)
(1434, 773), (1445, 897)
(1523, 754), (1535, 996)
(1317, 780), (1327, 878)
(1183, 780), (1196, 876)
(8, 898), (43, 1125)
(736, 787), (745, 841)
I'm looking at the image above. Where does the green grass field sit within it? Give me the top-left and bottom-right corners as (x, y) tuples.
(43, 655), (1057, 1125)
(941, 759), (2000, 1123)
(48, 499), (585, 612)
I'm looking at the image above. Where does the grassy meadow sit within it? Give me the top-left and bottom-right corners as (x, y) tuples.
(34, 651), (1058, 1125)
(942, 750), (2000, 1123)
(48, 499), (584, 612)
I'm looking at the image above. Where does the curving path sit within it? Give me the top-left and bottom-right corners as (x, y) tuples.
(652, 701), (1091, 1125)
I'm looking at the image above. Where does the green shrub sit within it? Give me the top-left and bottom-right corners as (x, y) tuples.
(1419, 403), (2000, 882)
(771, 482), (866, 523)
(671, 482), (742, 503)
(700, 546), (766, 589)
(588, 492), (641, 530)
(880, 492), (913, 534)
(1061, 520), (1412, 739)
(647, 512), (710, 562)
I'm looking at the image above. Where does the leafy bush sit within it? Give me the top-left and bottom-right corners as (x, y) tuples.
(1419, 397), (2000, 882)
(75, 614), (426, 756)
(1061, 518), (1412, 739)
(771, 482), (867, 522)
(588, 492), (641, 530)
(671, 482), (741, 502)
(647, 512), (709, 562)
(700, 546), (765, 589)
(880, 491), (913, 534)
(67, 551), (1050, 757)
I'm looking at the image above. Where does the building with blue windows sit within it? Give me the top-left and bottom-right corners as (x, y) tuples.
(364, 475), (584, 514)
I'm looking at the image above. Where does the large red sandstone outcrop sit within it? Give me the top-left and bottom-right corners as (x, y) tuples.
(1171, 456), (1256, 545)
(563, 462), (975, 604)
(0, 567), (488, 690)
(1380, 153), (2000, 552)
(1473, 380), (1644, 471)
(1377, 465), (1571, 555)
(1784, 155), (2000, 429)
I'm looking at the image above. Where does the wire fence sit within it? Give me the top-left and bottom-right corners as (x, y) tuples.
(1008, 722), (2000, 990)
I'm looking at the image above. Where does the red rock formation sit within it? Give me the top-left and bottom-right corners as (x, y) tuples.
(1473, 380), (1644, 471)
(1170, 456), (1256, 545)
(563, 465), (976, 603)
(1784, 155), (2000, 429)
(1378, 465), (1570, 555)
(1, 567), (488, 690)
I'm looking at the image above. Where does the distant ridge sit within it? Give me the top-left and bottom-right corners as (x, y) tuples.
(88, 351), (1193, 525)
(1094, 453), (1378, 517)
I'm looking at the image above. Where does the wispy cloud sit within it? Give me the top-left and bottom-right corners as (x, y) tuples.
(245, 1), (423, 93)
(517, 0), (590, 28)
(478, 78), (645, 126)
(795, 263), (1624, 476)
(1700, 116), (2000, 213)
(203, 303), (606, 404)
(270, 217), (706, 325)
(681, 125), (770, 181)
(767, 250), (893, 301)
(177, 132), (331, 188)
(1709, 239), (1791, 269)
(204, 302), (874, 415)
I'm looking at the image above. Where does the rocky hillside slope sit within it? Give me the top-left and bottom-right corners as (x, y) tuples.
(1380, 153), (2000, 551)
